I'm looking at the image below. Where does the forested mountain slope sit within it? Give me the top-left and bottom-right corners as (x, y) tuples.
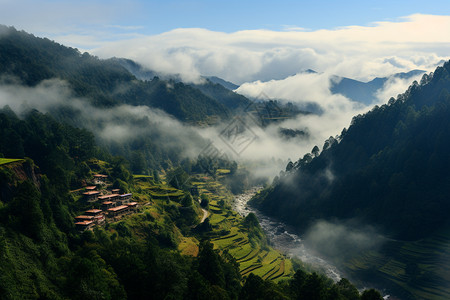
(0, 25), (230, 123)
(253, 61), (450, 240)
(251, 61), (450, 298)
(0, 107), (377, 299)
(115, 57), (252, 111)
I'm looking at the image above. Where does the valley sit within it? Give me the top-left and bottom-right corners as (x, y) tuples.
(0, 20), (447, 299)
(232, 187), (342, 282)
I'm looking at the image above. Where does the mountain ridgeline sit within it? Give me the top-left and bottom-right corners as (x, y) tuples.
(330, 70), (425, 105)
(0, 26), (236, 123)
(0, 26), (251, 173)
(0, 26), (312, 174)
(0, 26), (387, 299)
(253, 61), (450, 240)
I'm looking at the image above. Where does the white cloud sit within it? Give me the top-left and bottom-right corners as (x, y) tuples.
(2, 13), (447, 180)
(91, 14), (450, 84)
(235, 72), (368, 154)
(374, 73), (425, 104)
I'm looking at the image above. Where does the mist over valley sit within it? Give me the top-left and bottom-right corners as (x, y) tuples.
(1, 4), (450, 299)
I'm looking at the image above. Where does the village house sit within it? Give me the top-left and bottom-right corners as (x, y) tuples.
(74, 215), (94, 223)
(101, 201), (115, 211)
(127, 202), (138, 212)
(82, 190), (100, 202)
(85, 186), (97, 191)
(85, 209), (105, 225)
(98, 193), (120, 202)
(107, 205), (130, 219)
(75, 220), (94, 231)
(118, 193), (132, 205)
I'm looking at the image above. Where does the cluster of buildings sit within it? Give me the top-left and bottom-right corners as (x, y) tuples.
(75, 174), (139, 231)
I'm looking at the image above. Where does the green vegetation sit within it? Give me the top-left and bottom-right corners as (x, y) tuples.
(253, 61), (450, 298)
(190, 174), (294, 282)
(0, 158), (24, 165)
(344, 223), (450, 299)
(0, 26), (230, 123)
(0, 26), (379, 299)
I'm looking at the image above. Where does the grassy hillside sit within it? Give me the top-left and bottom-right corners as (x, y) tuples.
(188, 174), (295, 281)
(0, 158), (24, 165)
(132, 170), (295, 281)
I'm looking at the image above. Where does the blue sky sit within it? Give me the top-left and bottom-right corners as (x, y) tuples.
(1, 0), (449, 84)
(1, 0), (450, 41)
(126, 0), (450, 34)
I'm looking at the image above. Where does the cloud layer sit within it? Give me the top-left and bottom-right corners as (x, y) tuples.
(2, 14), (446, 179)
(92, 14), (450, 84)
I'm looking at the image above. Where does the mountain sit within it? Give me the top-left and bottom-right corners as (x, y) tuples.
(251, 62), (450, 298)
(114, 58), (251, 111)
(192, 79), (252, 111)
(0, 25), (236, 171)
(114, 58), (241, 92)
(0, 103), (370, 300)
(253, 63), (447, 240)
(330, 70), (425, 105)
(112, 57), (160, 81)
(0, 26), (384, 299)
(0, 26), (229, 124)
(0, 107), (243, 299)
(205, 76), (239, 90)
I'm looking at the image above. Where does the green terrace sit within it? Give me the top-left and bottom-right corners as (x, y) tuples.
(0, 158), (24, 166)
(191, 175), (295, 282)
(131, 170), (296, 282)
(344, 223), (450, 299)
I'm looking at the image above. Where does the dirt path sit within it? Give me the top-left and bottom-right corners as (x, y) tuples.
(200, 208), (210, 223)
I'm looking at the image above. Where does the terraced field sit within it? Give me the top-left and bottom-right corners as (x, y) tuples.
(0, 158), (24, 166)
(345, 224), (450, 299)
(132, 172), (295, 282)
(140, 184), (185, 199)
(192, 176), (294, 282)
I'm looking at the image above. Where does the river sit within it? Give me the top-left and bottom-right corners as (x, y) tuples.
(232, 186), (342, 282)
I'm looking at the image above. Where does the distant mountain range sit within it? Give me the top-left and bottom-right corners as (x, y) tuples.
(330, 69), (426, 105)
(114, 57), (251, 111)
(114, 58), (240, 91)
(236, 68), (425, 108)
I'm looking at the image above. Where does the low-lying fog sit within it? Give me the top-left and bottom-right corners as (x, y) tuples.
(0, 70), (423, 181)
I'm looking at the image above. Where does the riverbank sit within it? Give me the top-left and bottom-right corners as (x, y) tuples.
(232, 186), (342, 282)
